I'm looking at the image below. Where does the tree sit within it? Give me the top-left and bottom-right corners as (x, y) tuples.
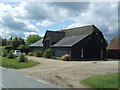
(11, 37), (25, 49)
(2, 38), (7, 46)
(26, 34), (42, 45)
(0, 37), (2, 46)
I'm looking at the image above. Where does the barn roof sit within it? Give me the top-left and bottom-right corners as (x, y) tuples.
(53, 25), (94, 47)
(52, 34), (89, 47)
(107, 36), (120, 50)
(30, 25), (98, 47)
(30, 38), (43, 47)
(43, 31), (65, 45)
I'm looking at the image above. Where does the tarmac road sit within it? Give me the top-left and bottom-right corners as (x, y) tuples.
(0, 67), (61, 89)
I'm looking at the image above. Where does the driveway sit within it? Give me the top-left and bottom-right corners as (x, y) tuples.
(1, 67), (60, 89)
(12, 56), (118, 88)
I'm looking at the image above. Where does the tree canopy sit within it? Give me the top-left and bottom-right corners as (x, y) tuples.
(26, 34), (42, 45)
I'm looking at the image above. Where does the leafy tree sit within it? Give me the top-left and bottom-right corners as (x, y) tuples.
(11, 37), (19, 49)
(26, 34), (42, 45)
(0, 37), (2, 46)
(11, 37), (25, 49)
(2, 38), (7, 46)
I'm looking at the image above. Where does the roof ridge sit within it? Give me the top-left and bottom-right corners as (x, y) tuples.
(59, 25), (94, 32)
(46, 30), (64, 33)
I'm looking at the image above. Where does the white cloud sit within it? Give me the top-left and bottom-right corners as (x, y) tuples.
(67, 2), (118, 41)
(67, 23), (91, 29)
(0, 2), (118, 41)
(36, 20), (54, 27)
(0, 2), (39, 38)
(24, 32), (38, 37)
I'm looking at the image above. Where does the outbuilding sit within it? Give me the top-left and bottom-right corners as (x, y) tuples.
(107, 36), (120, 59)
(30, 25), (107, 60)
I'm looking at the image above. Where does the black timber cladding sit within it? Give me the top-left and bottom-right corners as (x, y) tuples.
(43, 31), (65, 45)
(30, 25), (107, 59)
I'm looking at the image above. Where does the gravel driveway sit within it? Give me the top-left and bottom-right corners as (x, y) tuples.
(12, 56), (118, 88)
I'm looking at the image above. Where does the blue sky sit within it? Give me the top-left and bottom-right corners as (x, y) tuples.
(0, 2), (118, 41)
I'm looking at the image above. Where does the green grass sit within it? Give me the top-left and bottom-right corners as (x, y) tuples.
(0, 57), (40, 69)
(81, 73), (119, 89)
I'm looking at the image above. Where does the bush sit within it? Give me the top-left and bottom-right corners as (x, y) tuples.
(2, 49), (8, 57)
(28, 52), (34, 56)
(51, 56), (61, 60)
(0, 48), (2, 56)
(61, 54), (71, 61)
(19, 54), (27, 62)
(34, 51), (42, 57)
(42, 49), (53, 58)
(7, 51), (15, 59)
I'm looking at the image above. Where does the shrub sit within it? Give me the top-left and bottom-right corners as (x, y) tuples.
(34, 51), (42, 57)
(0, 48), (2, 56)
(19, 54), (28, 62)
(61, 54), (71, 61)
(50, 56), (56, 59)
(42, 49), (53, 58)
(28, 52), (34, 56)
(51, 56), (61, 60)
(2, 49), (8, 57)
(7, 51), (15, 59)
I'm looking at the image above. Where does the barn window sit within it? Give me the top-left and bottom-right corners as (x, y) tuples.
(96, 33), (98, 35)
(81, 48), (84, 58)
(101, 38), (103, 43)
(101, 49), (103, 58)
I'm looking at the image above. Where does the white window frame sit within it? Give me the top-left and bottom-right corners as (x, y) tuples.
(101, 49), (103, 58)
(81, 48), (84, 58)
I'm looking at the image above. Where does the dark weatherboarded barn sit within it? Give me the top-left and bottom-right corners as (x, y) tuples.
(30, 25), (107, 60)
(107, 36), (120, 59)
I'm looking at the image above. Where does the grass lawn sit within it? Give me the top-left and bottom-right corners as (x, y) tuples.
(0, 57), (40, 69)
(81, 73), (119, 89)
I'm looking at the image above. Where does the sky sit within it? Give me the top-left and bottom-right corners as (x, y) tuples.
(0, 2), (119, 41)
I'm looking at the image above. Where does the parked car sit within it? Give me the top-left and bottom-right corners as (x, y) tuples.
(13, 50), (21, 57)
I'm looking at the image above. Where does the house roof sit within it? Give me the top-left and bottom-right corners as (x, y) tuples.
(60, 25), (94, 36)
(43, 31), (65, 45)
(30, 38), (43, 47)
(52, 34), (89, 47)
(30, 25), (98, 47)
(53, 25), (94, 47)
(107, 36), (120, 50)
